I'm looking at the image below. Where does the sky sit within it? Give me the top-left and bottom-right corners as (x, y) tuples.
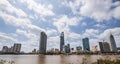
(0, 0), (120, 52)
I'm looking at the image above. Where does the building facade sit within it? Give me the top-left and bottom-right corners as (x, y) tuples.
(63, 44), (70, 53)
(76, 46), (82, 52)
(99, 42), (111, 53)
(60, 32), (65, 52)
(82, 38), (90, 51)
(109, 34), (117, 52)
(2, 46), (8, 53)
(13, 43), (21, 53)
(39, 32), (47, 54)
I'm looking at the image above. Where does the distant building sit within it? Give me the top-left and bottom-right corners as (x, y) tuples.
(2, 46), (8, 53)
(63, 44), (70, 53)
(13, 43), (21, 53)
(99, 42), (111, 53)
(71, 48), (74, 50)
(63, 45), (67, 53)
(76, 46), (82, 52)
(8, 46), (14, 53)
(60, 32), (65, 52)
(67, 44), (70, 53)
(39, 32), (47, 54)
(54, 49), (59, 53)
(109, 34), (117, 52)
(82, 38), (90, 51)
(32, 49), (36, 53)
(48, 48), (59, 54)
(117, 47), (120, 52)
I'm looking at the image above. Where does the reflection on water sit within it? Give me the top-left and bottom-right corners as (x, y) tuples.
(0, 55), (120, 64)
(38, 55), (45, 64)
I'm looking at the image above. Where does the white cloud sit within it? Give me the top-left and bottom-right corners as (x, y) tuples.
(0, 32), (17, 43)
(16, 29), (37, 40)
(80, 0), (112, 21)
(69, 32), (81, 39)
(0, 0), (27, 17)
(0, 10), (45, 34)
(69, 41), (81, 49)
(53, 15), (79, 32)
(81, 22), (87, 26)
(112, 1), (120, 6)
(112, 6), (120, 19)
(63, 0), (120, 21)
(48, 4), (53, 10)
(20, 0), (54, 16)
(46, 29), (57, 37)
(82, 29), (99, 38)
(99, 27), (120, 40)
(47, 36), (60, 49)
(94, 23), (106, 28)
(114, 36), (120, 47)
(62, 0), (82, 14)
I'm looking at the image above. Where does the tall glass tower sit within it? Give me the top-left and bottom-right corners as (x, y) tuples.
(110, 34), (117, 52)
(82, 37), (90, 51)
(60, 32), (64, 52)
(39, 32), (47, 54)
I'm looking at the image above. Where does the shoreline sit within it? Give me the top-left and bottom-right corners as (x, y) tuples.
(0, 53), (120, 55)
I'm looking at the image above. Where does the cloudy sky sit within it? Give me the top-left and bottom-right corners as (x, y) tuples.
(0, 0), (120, 52)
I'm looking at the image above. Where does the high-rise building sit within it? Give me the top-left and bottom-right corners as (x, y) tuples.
(67, 44), (70, 53)
(13, 43), (21, 53)
(99, 42), (111, 53)
(109, 34), (117, 52)
(2, 46), (8, 53)
(62, 44), (70, 53)
(39, 32), (47, 54)
(82, 38), (90, 51)
(117, 47), (120, 52)
(60, 32), (65, 52)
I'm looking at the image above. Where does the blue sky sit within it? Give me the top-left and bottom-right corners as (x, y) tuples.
(0, 0), (120, 52)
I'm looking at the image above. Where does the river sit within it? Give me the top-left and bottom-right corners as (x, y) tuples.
(0, 55), (120, 64)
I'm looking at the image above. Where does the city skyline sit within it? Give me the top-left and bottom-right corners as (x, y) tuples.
(0, 31), (119, 53)
(1, 43), (21, 53)
(0, 0), (120, 52)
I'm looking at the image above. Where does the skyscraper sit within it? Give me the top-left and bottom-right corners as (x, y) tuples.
(39, 32), (47, 54)
(13, 43), (21, 53)
(109, 34), (117, 52)
(67, 44), (70, 53)
(82, 37), (90, 51)
(60, 32), (65, 52)
(2, 46), (8, 53)
(99, 42), (111, 53)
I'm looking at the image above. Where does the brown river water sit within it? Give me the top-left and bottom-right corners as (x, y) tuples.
(0, 55), (120, 64)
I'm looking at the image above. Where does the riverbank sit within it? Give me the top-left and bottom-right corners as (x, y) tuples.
(0, 53), (120, 55)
